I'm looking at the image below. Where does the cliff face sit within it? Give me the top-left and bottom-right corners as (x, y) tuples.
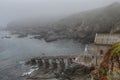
(6, 2), (120, 43)
(111, 21), (120, 33)
(51, 2), (120, 43)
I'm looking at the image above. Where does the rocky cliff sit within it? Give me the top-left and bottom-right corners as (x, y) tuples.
(6, 2), (120, 43)
(51, 2), (120, 43)
(111, 21), (120, 33)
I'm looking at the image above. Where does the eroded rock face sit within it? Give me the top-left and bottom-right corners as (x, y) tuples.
(52, 2), (120, 43)
(55, 64), (95, 80)
(111, 21), (120, 33)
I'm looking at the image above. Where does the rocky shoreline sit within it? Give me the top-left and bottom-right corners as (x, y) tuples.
(5, 3), (120, 44)
(9, 32), (83, 43)
(23, 63), (95, 80)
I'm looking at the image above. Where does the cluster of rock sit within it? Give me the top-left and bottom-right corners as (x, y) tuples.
(25, 57), (95, 80)
(55, 64), (95, 80)
(5, 2), (120, 43)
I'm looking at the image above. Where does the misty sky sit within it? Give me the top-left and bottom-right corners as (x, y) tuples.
(0, 0), (120, 26)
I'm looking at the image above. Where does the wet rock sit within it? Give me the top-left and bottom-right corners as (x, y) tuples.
(33, 35), (43, 40)
(43, 59), (50, 69)
(50, 59), (58, 70)
(44, 35), (66, 42)
(56, 64), (95, 80)
(17, 34), (28, 38)
(25, 59), (37, 65)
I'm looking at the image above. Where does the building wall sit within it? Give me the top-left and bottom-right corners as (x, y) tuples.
(94, 33), (120, 45)
(95, 45), (110, 55)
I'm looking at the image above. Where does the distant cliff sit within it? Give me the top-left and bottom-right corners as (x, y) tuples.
(51, 2), (120, 43)
(111, 21), (120, 33)
(6, 2), (120, 43)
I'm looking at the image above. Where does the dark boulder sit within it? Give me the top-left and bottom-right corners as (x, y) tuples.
(55, 64), (95, 80)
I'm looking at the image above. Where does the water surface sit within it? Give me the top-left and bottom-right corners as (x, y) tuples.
(0, 31), (84, 80)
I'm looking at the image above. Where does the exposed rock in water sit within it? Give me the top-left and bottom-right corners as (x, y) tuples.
(24, 60), (95, 80)
(33, 35), (43, 40)
(44, 35), (66, 42)
(1, 36), (11, 39)
(17, 34), (28, 38)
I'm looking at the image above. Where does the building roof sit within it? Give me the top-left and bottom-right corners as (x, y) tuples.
(94, 33), (120, 45)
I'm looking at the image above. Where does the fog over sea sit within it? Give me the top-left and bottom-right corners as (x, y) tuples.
(0, 31), (84, 80)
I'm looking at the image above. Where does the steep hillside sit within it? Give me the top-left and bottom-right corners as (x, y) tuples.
(51, 2), (120, 43)
(111, 21), (120, 33)
(6, 2), (120, 43)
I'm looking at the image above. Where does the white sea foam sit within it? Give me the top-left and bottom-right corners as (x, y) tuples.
(21, 68), (38, 77)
